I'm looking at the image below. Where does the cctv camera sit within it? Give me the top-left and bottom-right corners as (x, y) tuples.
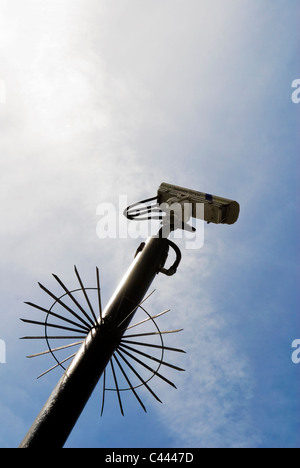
(157, 183), (240, 225)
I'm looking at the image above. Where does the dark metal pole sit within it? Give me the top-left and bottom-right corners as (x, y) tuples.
(19, 236), (170, 448)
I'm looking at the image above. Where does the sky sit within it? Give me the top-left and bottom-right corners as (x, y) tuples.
(0, 0), (299, 448)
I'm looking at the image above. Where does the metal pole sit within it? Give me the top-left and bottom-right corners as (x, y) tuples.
(19, 236), (170, 448)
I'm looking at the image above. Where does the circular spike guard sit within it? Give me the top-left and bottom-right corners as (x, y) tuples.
(20, 266), (185, 414)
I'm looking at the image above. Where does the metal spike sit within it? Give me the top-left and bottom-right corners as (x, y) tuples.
(116, 349), (162, 403)
(20, 318), (88, 335)
(20, 335), (86, 340)
(120, 338), (186, 354)
(110, 358), (124, 416)
(119, 342), (185, 372)
(24, 302), (90, 333)
(74, 266), (98, 324)
(96, 267), (103, 324)
(52, 274), (96, 329)
(125, 309), (170, 331)
(118, 345), (177, 389)
(100, 368), (106, 416)
(37, 352), (76, 379)
(26, 341), (83, 358)
(123, 329), (183, 339)
(112, 353), (147, 413)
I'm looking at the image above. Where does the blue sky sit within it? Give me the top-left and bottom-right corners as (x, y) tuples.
(0, 0), (299, 448)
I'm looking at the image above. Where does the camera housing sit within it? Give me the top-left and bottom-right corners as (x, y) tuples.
(157, 182), (240, 225)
